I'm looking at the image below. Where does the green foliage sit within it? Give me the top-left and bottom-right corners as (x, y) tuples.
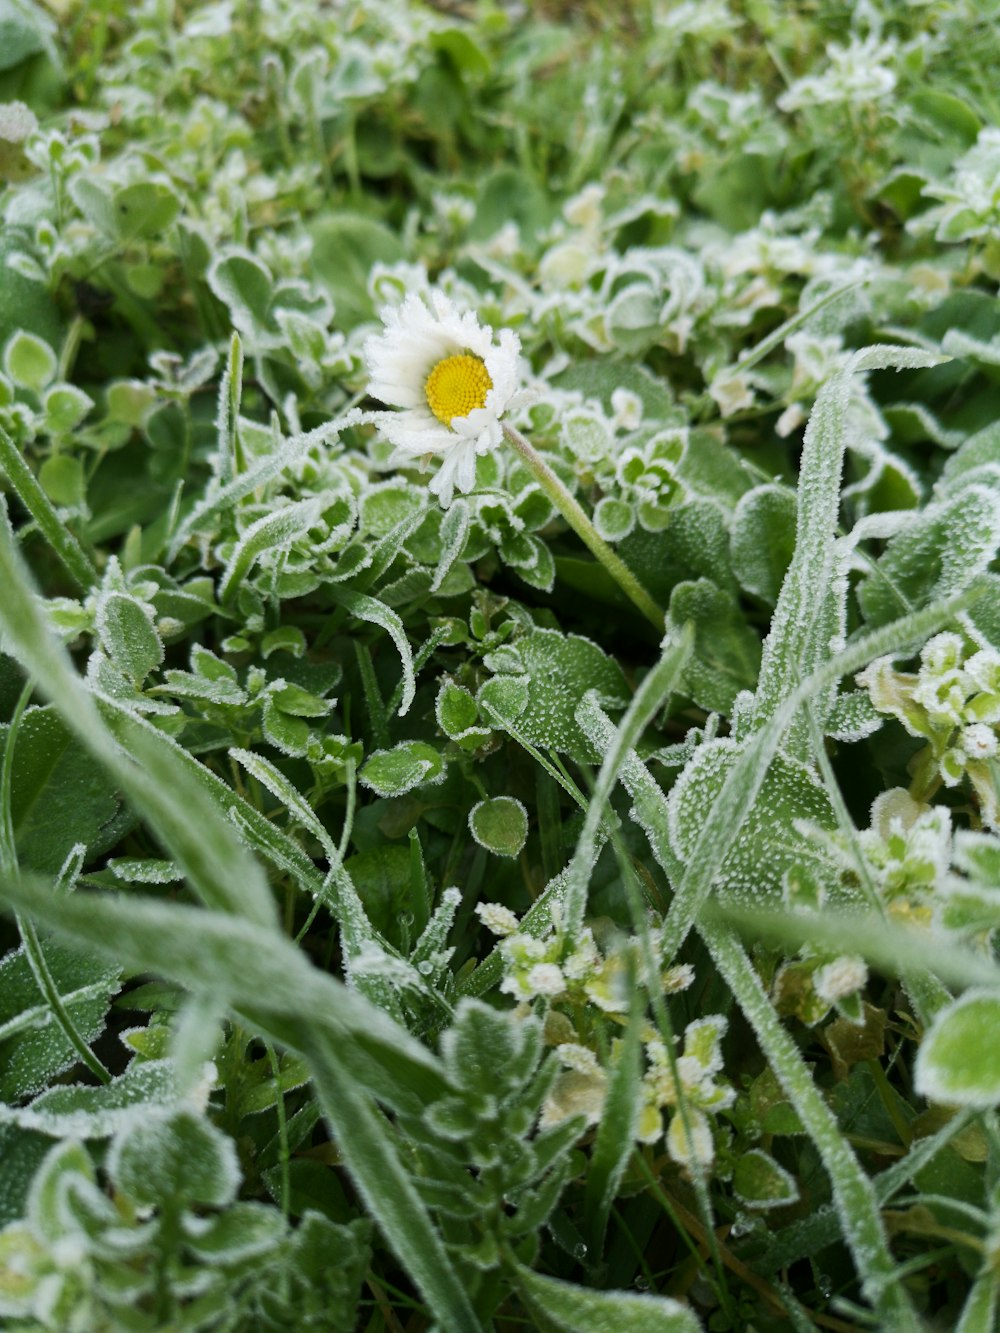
(2, 0), (1000, 1327)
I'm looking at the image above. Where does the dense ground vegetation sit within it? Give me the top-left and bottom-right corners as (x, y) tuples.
(2, 1), (1000, 1328)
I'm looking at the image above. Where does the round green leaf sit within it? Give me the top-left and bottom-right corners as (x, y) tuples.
(3, 329), (55, 391)
(593, 497), (636, 543)
(468, 796), (528, 859)
(37, 455), (84, 507)
(915, 991), (1000, 1107)
(110, 1108), (239, 1209)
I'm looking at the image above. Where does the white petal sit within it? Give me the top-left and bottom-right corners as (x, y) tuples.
(365, 291), (521, 484)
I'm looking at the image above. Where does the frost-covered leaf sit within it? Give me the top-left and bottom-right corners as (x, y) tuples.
(3, 330), (55, 391)
(441, 1000), (541, 1098)
(218, 499), (321, 603)
(668, 579), (761, 715)
(96, 592), (164, 687)
(915, 991), (1000, 1108)
(730, 484), (797, 604)
(0, 1059), (186, 1137)
(593, 496), (636, 543)
(435, 680), (479, 739)
(328, 588), (415, 716)
(207, 250), (275, 341)
(667, 738), (838, 903)
(359, 741), (445, 797)
(468, 796), (528, 859)
(70, 177), (181, 242)
(109, 1107), (239, 1209)
(733, 1147), (800, 1209)
(0, 940), (118, 1101)
(182, 1200), (285, 1264)
(825, 689), (883, 741)
(514, 1264), (701, 1332)
(857, 486), (1000, 628)
(484, 628), (629, 761)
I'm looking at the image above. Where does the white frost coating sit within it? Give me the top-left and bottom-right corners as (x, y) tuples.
(524, 963), (566, 996)
(231, 746), (332, 855)
(429, 497), (471, 592)
(167, 409), (366, 560)
(109, 857), (183, 884)
(556, 1043), (602, 1075)
(332, 588), (416, 717)
(814, 957), (867, 1004)
(0, 1059), (182, 1138)
(475, 902), (520, 937)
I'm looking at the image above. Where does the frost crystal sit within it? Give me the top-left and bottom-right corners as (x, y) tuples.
(475, 902), (521, 937)
(814, 957), (868, 1005)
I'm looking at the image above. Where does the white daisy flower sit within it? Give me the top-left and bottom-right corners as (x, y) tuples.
(364, 291), (524, 506)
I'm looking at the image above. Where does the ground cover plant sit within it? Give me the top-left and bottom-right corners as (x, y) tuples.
(2, 0), (1000, 1327)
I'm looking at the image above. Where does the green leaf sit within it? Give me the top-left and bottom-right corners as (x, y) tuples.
(37, 455), (85, 507)
(0, 0), (55, 76)
(751, 346), (947, 758)
(514, 1264), (701, 1332)
(467, 166), (553, 244)
(0, 1058), (182, 1137)
(0, 705), (127, 874)
(436, 680), (479, 738)
(3, 329), (55, 391)
(0, 938), (117, 1101)
(108, 180), (181, 240)
(329, 587), (416, 717)
(184, 1200), (286, 1264)
(359, 741), (444, 797)
(219, 499), (321, 603)
(667, 579), (761, 714)
(0, 1125), (50, 1227)
(359, 482), (424, 537)
(309, 215), (405, 328)
(732, 1147), (800, 1210)
(857, 486), (1000, 628)
(915, 991), (1000, 1108)
(668, 739), (837, 904)
(0, 232), (61, 348)
(207, 250), (275, 340)
(468, 796), (528, 859)
(441, 1000), (541, 1097)
(96, 592), (164, 686)
(593, 497), (635, 543)
(730, 484), (797, 604)
(494, 628), (629, 761)
(110, 1107), (239, 1208)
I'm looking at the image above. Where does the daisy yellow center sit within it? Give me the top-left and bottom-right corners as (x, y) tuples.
(424, 353), (492, 426)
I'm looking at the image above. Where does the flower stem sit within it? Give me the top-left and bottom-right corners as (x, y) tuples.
(502, 423), (664, 632)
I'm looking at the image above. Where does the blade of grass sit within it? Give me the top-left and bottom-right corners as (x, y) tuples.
(0, 432), (97, 591)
